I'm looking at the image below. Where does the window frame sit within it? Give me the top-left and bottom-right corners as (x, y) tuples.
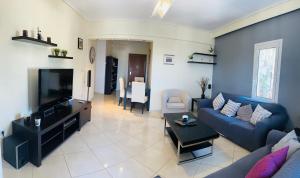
(251, 39), (283, 103)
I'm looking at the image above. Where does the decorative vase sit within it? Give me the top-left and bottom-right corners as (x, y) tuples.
(201, 88), (206, 99)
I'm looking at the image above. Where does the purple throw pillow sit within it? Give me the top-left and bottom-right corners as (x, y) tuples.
(246, 146), (289, 178)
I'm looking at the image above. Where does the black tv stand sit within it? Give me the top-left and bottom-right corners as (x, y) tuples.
(12, 99), (91, 167)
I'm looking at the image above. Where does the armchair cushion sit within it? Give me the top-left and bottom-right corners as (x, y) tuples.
(168, 96), (182, 103)
(167, 102), (185, 109)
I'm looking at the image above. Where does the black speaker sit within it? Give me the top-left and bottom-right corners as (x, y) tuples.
(3, 136), (29, 169)
(87, 70), (91, 87)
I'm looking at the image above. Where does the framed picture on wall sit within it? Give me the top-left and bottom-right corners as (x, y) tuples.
(78, 38), (83, 50)
(163, 54), (175, 65)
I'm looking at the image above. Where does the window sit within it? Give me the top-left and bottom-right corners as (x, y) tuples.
(252, 39), (283, 103)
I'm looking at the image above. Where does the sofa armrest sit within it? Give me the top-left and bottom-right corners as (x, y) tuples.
(255, 115), (287, 146)
(265, 130), (286, 146)
(181, 93), (192, 111)
(198, 99), (213, 108)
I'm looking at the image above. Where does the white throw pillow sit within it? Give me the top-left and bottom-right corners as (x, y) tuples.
(221, 100), (241, 117)
(213, 93), (225, 110)
(272, 130), (300, 159)
(168, 96), (182, 103)
(250, 105), (272, 125)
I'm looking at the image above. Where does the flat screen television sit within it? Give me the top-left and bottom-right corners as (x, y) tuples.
(38, 69), (73, 108)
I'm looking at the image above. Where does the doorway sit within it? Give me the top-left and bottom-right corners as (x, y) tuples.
(128, 54), (147, 84)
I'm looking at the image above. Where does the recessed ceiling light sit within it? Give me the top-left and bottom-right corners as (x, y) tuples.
(152, 0), (173, 18)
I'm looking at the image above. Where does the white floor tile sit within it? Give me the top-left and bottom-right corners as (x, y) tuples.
(64, 151), (104, 177)
(106, 159), (153, 178)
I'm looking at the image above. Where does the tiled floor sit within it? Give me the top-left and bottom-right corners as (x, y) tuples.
(3, 94), (249, 178)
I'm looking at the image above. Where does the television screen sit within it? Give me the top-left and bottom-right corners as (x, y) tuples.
(38, 69), (73, 107)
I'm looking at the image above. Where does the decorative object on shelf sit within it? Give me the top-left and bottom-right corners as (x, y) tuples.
(52, 48), (60, 56)
(47, 37), (51, 43)
(89, 47), (96, 64)
(209, 46), (215, 54)
(199, 77), (209, 99)
(34, 116), (41, 127)
(61, 50), (68, 57)
(78, 38), (83, 50)
(163, 54), (175, 65)
(22, 30), (28, 37)
(37, 27), (42, 40)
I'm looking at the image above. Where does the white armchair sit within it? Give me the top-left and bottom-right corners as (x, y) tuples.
(161, 89), (192, 117)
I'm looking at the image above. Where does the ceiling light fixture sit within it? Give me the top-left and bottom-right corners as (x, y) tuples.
(152, 0), (173, 18)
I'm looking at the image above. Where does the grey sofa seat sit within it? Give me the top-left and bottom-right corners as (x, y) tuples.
(198, 93), (289, 151)
(206, 130), (299, 178)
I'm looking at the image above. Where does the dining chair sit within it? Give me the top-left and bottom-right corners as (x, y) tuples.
(134, 77), (145, 82)
(131, 82), (148, 114)
(119, 77), (131, 106)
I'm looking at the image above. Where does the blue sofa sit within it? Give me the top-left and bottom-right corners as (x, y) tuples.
(206, 130), (300, 178)
(198, 93), (288, 151)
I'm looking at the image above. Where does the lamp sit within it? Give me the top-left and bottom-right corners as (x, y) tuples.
(152, 0), (173, 18)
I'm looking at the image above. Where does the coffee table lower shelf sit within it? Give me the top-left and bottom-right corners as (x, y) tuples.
(165, 127), (214, 164)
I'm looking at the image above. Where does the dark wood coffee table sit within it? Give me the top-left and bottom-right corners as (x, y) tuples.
(164, 112), (219, 164)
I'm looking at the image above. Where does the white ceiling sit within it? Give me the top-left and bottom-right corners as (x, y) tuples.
(64, 0), (287, 30)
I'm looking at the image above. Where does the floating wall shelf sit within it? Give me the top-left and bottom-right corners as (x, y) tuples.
(12, 36), (57, 47)
(191, 52), (217, 57)
(187, 61), (216, 65)
(48, 55), (73, 59)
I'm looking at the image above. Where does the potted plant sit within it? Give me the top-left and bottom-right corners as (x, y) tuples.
(209, 46), (215, 54)
(199, 77), (209, 99)
(53, 48), (60, 56)
(61, 50), (68, 57)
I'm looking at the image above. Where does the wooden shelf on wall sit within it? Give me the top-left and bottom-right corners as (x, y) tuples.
(192, 52), (217, 57)
(12, 36), (57, 47)
(187, 61), (217, 65)
(48, 55), (73, 59)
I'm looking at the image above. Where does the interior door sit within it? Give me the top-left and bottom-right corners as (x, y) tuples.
(128, 54), (147, 84)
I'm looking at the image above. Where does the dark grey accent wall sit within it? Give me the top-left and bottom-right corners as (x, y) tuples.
(213, 10), (300, 127)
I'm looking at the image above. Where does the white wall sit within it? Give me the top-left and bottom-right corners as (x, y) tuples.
(107, 40), (151, 90)
(95, 40), (107, 94)
(0, 0), (95, 134)
(88, 20), (215, 111)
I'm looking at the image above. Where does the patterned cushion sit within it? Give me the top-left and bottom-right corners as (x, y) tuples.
(236, 104), (253, 121)
(213, 93), (225, 110)
(221, 99), (241, 117)
(272, 130), (300, 159)
(250, 104), (272, 125)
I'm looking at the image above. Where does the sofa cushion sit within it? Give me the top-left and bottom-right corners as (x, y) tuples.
(229, 121), (255, 144)
(237, 104), (253, 121)
(272, 130), (300, 159)
(213, 93), (225, 110)
(245, 146), (288, 178)
(205, 145), (272, 178)
(168, 96), (182, 103)
(272, 150), (300, 178)
(199, 108), (238, 136)
(250, 105), (272, 125)
(221, 99), (241, 117)
(166, 102), (185, 109)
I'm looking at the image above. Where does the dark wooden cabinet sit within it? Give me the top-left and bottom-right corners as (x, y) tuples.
(105, 56), (118, 95)
(12, 99), (91, 167)
(79, 102), (91, 128)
